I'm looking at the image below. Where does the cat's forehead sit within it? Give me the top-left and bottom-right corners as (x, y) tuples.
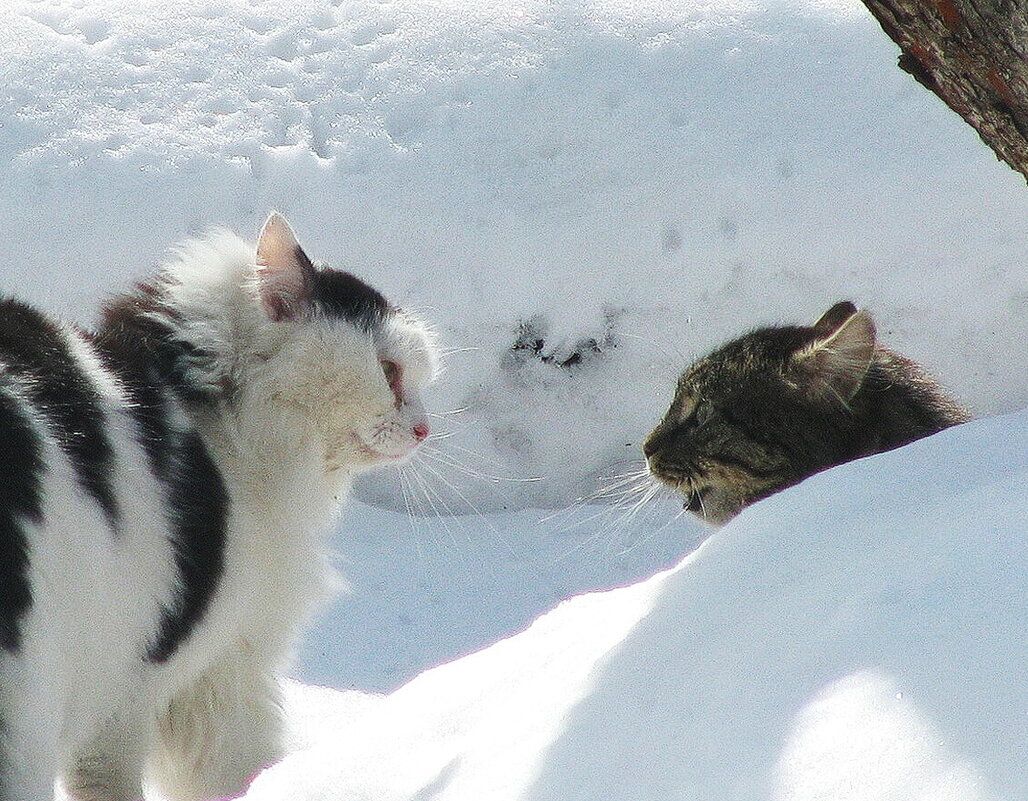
(309, 264), (391, 333)
(306, 260), (437, 386)
(680, 327), (810, 396)
(680, 343), (750, 389)
(677, 365), (722, 405)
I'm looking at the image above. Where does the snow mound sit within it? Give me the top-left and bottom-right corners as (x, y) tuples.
(254, 408), (1028, 800)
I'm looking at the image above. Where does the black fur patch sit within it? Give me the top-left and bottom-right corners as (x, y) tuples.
(310, 262), (390, 333)
(0, 383), (43, 652)
(0, 299), (120, 529)
(92, 301), (229, 665)
(145, 432), (228, 664)
(99, 284), (221, 405)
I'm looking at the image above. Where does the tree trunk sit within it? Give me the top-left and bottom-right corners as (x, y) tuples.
(861, 0), (1028, 182)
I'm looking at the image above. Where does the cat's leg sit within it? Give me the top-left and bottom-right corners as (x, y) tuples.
(0, 710), (59, 801)
(63, 710), (149, 801)
(0, 654), (62, 801)
(150, 647), (285, 801)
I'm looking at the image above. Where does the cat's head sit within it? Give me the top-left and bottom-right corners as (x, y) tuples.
(248, 213), (438, 475)
(643, 301), (875, 524)
(157, 213), (438, 477)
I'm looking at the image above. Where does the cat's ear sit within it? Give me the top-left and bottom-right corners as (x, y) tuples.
(795, 306), (875, 404)
(255, 212), (315, 322)
(812, 300), (858, 334)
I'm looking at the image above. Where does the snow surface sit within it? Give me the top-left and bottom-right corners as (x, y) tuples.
(254, 409), (1028, 800)
(2, 0), (1027, 797)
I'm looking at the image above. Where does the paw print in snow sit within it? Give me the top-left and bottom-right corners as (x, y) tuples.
(509, 309), (620, 371)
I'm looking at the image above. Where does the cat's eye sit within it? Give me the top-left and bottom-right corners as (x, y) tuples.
(695, 400), (714, 426)
(381, 360), (402, 394)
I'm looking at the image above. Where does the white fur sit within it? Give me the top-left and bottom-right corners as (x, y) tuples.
(0, 219), (437, 801)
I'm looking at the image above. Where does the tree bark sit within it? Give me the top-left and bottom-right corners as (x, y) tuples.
(861, 0), (1028, 182)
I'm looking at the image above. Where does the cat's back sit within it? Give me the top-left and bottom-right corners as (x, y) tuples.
(861, 347), (972, 452)
(0, 297), (126, 529)
(0, 296), (175, 711)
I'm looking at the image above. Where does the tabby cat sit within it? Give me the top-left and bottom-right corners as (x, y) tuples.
(644, 301), (969, 524)
(0, 214), (437, 800)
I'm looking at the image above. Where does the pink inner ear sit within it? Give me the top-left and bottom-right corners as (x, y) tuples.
(257, 265), (309, 322)
(256, 213), (301, 269)
(259, 280), (293, 322)
(255, 214), (312, 321)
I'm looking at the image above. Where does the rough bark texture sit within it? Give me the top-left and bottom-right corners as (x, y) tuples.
(862, 0), (1028, 181)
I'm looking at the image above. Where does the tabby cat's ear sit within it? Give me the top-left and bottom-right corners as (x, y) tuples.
(812, 300), (858, 333)
(795, 305), (875, 403)
(255, 212), (315, 322)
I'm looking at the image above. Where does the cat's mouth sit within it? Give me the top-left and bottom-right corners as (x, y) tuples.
(684, 487), (708, 513)
(358, 444), (399, 460)
(350, 432), (426, 465)
(650, 465), (710, 514)
(355, 440), (411, 462)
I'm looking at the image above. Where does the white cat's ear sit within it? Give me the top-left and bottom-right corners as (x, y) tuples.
(255, 212), (314, 322)
(795, 306), (875, 404)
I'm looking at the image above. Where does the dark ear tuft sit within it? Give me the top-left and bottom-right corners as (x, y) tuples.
(255, 213), (315, 322)
(794, 308), (876, 404)
(812, 300), (858, 335)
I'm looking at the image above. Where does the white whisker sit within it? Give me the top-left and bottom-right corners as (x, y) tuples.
(412, 459), (522, 560)
(426, 406), (472, 418)
(400, 458), (529, 581)
(543, 466), (691, 564)
(404, 465), (459, 546)
(397, 467), (432, 577)
(615, 330), (690, 363)
(618, 505), (691, 557)
(418, 446), (543, 486)
(429, 439), (544, 481)
(436, 346), (480, 358)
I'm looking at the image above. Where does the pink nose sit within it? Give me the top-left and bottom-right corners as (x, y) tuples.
(412, 423), (429, 442)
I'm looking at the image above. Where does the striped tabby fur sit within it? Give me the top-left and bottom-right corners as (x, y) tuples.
(645, 301), (969, 524)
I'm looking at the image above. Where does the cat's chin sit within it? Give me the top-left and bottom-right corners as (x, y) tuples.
(685, 490), (748, 526)
(349, 435), (421, 468)
(661, 479), (741, 526)
(684, 488), (707, 514)
(649, 469), (706, 513)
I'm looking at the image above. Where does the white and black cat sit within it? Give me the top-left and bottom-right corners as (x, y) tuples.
(0, 214), (437, 800)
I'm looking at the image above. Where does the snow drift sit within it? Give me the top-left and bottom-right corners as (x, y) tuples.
(255, 409), (1028, 801)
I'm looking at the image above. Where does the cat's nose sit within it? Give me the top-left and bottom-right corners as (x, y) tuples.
(412, 423), (429, 443)
(642, 433), (662, 459)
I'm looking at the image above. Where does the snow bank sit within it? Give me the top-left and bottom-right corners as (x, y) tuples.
(295, 496), (700, 691)
(255, 408), (1028, 800)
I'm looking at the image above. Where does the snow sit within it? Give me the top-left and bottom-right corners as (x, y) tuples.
(2, 0), (1027, 797)
(259, 410), (1028, 800)
(294, 497), (697, 691)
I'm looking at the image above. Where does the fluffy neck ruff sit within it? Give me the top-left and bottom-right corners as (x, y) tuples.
(97, 231), (360, 508)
